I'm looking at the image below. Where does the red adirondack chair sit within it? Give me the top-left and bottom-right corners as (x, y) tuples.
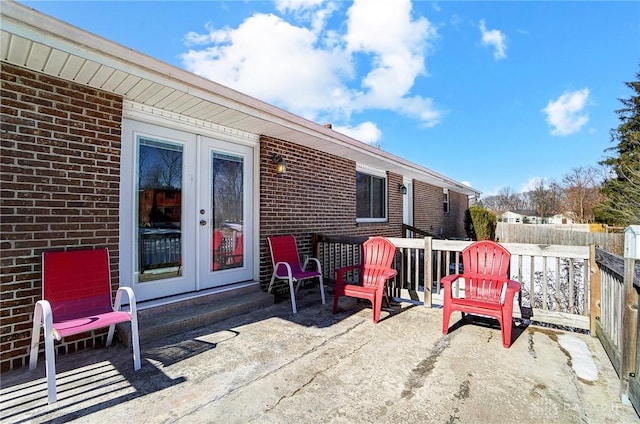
(333, 236), (398, 323)
(212, 229), (224, 270)
(226, 233), (243, 266)
(441, 240), (521, 348)
(29, 249), (141, 403)
(267, 235), (326, 313)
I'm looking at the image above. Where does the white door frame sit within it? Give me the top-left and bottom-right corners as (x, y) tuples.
(120, 112), (259, 302)
(403, 178), (413, 226)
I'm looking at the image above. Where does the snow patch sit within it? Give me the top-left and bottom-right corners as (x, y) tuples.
(558, 334), (598, 382)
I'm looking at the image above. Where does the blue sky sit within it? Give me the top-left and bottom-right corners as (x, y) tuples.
(20, 0), (640, 197)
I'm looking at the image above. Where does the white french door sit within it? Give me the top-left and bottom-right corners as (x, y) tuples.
(197, 137), (254, 288)
(120, 118), (255, 302)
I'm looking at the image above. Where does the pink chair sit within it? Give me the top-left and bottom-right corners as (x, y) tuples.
(441, 240), (521, 348)
(29, 249), (141, 403)
(333, 237), (398, 323)
(267, 235), (326, 313)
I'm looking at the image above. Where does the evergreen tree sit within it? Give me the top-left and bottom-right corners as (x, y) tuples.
(596, 69), (640, 226)
(464, 205), (497, 241)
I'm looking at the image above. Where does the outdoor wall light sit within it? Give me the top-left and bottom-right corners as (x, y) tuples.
(399, 184), (407, 195)
(272, 153), (287, 174)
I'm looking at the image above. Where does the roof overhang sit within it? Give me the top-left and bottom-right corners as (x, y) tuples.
(1, 1), (480, 196)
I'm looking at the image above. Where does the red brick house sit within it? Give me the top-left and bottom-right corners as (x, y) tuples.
(0, 2), (480, 371)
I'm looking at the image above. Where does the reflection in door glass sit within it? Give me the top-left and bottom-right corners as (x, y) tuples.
(136, 137), (183, 282)
(211, 152), (243, 271)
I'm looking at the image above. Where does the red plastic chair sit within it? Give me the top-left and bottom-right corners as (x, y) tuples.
(333, 237), (398, 323)
(29, 249), (141, 403)
(267, 235), (326, 313)
(441, 240), (521, 348)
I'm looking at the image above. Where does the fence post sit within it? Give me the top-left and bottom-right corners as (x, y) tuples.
(621, 226), (640, 404)
(424, 237), (433, 308)
(589, 244), (601, 336)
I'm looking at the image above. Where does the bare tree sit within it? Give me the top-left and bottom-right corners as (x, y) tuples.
(525, 178), (563, 218)
(138, 145), (182, 189)
(158, 149), (182, 189)
(561, 166), (602, 223)
(482, 186), (527, 214)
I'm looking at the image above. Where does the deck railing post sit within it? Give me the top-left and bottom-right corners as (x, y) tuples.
(424, 236), (433, 308)
(311, 233), (319, 259)
(589, 244), (601, 336)
(621, 226), (639, 404)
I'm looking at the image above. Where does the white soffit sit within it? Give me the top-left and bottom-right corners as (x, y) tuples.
(1, 1), (480, 196)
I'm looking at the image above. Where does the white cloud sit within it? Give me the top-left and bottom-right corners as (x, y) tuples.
(345, 0), (439, 124)
(332, 121), (382, 145)
(542, 88), (590, 136)
(181, 13), (351, 121)
(520, 177), (546, 193)
(479, 185), (506, 197)
(479, 19), (507, 60)
(180, 0), (441, 140)
(275, 0), (338, 34)
(275, 0), (326, 13)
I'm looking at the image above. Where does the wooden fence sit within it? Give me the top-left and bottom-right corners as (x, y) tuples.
(496, 223), (624, 256)
(591, 246), (640, 410)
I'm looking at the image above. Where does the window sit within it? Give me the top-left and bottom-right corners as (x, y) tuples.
(443, 189), (449, 213)
(356, 171), (386, 221)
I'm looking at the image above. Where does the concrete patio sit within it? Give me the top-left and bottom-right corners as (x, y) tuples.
(2, 287), (638, 424)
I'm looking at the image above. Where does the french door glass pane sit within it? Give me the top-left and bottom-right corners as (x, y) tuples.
(136, 137), (183, 282)
(211, 152), (244, 271)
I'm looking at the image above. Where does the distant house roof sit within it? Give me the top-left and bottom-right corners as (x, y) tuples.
(499, 210), (538, 218)
(511, 210), (538, 217)
(1, 1), (480, 197)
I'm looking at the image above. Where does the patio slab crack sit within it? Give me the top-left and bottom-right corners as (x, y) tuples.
(262, 334), (373, 414)
(401, 335), (451, 399)
(178, 319), (368, 421)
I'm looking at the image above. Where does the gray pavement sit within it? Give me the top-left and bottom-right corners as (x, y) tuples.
(2, 288), (638, 423)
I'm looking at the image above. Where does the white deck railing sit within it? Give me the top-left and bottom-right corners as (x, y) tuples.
(387, 237), (591, 330)
(315, 235), (591, 330)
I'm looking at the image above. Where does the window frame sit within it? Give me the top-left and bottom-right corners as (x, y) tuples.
(355, 166), (388, 223)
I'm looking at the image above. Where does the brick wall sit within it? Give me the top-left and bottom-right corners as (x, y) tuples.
(259, 136), (404, 290)
(448, 190), (469, 237)
(0, 63), (122, 372)
(412, 180), (469, 239)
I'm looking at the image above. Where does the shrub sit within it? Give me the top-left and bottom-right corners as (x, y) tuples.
(464, 206), (497, 240)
